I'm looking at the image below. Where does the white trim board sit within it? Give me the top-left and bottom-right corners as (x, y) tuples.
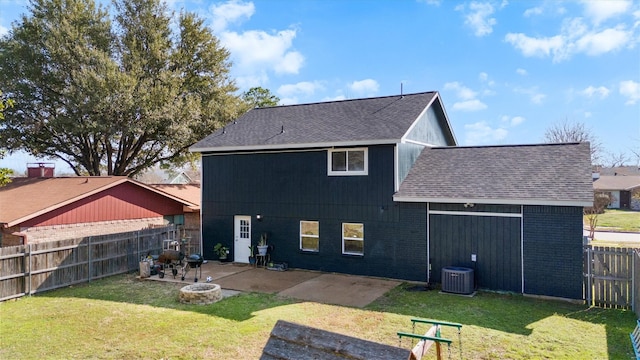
(428, 210), (522, 218)
(393, 196), (591, 207)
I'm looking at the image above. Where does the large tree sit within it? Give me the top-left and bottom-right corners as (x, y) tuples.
(0, 91), (14, 185)
(0, 0), (242, 176)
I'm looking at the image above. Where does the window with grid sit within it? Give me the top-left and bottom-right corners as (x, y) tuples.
(328, 148), (368, 176)
(300, 221), (319, 252)
(342, 223), (364, 255)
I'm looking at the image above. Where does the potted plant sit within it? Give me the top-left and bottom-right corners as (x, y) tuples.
(248, 245), (256, 265)
(257, 233), (268, 256)
(214, 243), (229, 261)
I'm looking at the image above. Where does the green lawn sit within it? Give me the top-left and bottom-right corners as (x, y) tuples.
(0, 274), (636, 359)
(585, 209), (640, 232)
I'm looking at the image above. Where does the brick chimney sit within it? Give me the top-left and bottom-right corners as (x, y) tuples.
(27, 163), (55, 178)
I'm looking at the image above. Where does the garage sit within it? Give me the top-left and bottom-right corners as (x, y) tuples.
(393, 144), (593, 298)
(427, 203), (522, 293)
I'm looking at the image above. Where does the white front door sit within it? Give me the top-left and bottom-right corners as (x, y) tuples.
(234, 215), (251, 263)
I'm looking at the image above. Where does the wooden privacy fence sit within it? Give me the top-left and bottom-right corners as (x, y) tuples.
(635, 250), (640, 318)
(0, 225), (177, 302)
(584, 245), (635, 310)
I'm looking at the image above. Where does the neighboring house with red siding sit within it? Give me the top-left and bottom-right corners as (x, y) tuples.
(149, 183), (202, 251)
(0, 175), (198, 246)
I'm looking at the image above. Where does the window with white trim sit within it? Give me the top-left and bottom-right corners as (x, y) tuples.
(342, 223), (364, 255)
(328, 148), (368, 176)
(300, 221), (319, 252)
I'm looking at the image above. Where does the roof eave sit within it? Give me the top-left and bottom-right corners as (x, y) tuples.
(4, 178), (131, 227)
(5, 178), (199, 227)
(191, 139), (400, 153)
(392, 195), (593, 207)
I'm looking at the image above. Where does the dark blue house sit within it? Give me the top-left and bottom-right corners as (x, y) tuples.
(191, 92), (593, 299)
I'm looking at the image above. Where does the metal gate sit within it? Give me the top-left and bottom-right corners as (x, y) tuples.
(584, 245), (634, 309)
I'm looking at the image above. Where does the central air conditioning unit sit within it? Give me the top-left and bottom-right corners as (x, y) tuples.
(441, 266), (474, 295)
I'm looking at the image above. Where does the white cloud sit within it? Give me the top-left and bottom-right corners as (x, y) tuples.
(418, 0), (441, 5)
(478, 72), (495, 86)
(505, 15), (635, 62)
(444, 82), (477, 100)
(524, 6), (543, 17)
(278, 81), (324, 97)
(279, 97), (298, 105)
(445, 81), (487, 111)
(209, 0), (255, 33)
(464, 121), (508, 145)
(348, 79), (379, 95)
(514, 86), (546, 104)
(458, 2), (497, 37)
(575, 26), (632, 55)
(584, 111), (592, 118)
(504, 33), (564, 58)
(501, 115), (525, 126)
(322, 95), (347, 102)
(209, 0), (305, 84)
(581, 0), (631, 25)
(235, 72), (269, 89)
(516, 68), (528, 76)
(620, 80), (640, 105)
(0, 24), (7, 37)
(580, 85), (610, 99)
(220, 29), (304, 75)
(453, 99), (488, 111)
(530, 93), (546, 104)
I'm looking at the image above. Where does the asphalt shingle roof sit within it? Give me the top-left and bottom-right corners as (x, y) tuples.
(394, 142), (593, 206)
(593, 175), (640, 191)
(191, 92), (440, 152)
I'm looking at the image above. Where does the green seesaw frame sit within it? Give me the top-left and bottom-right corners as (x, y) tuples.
(397, 318), (463, 360)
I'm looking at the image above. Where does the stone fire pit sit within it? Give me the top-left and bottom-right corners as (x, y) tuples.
(179, 283), (222, 305)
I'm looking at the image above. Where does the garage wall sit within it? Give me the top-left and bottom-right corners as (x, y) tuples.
(522, 205), (584, 299)
(428, 203), (522, 292)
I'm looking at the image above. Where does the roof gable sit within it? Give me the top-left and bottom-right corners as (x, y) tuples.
(394, 142), (593, 206)
(191, 92), (450, 152)
(0, 177), (197, 227)
(150, 184), (201, 209)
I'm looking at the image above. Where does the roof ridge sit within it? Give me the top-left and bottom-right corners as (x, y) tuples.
(252, 91), (437, 110)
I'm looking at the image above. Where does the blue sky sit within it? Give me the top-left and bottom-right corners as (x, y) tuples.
(1, 0), (639, 173)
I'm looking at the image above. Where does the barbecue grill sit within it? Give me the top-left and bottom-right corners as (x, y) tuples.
(181, 254), (204, 282)
(154, 249), (184, 279)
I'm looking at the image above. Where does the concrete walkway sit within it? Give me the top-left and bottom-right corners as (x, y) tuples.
(146, 261), (401, 308)
(583, 229), (640, 243)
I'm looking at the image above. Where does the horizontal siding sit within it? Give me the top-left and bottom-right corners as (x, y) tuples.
(22, 182), (184, 227)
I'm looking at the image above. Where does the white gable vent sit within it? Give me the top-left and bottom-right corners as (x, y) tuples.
(441, 267), (474, 295)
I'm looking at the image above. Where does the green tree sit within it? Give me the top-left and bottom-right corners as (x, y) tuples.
(0, 0), (241, 176)
(0, 91), (14, 185)
(241, 87), (280, 109)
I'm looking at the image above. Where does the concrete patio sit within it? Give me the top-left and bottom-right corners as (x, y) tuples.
(144, 261), (402, 308)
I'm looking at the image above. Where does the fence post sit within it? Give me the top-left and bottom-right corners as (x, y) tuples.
(586, 245), (592, 306)
(87, 236), (92, 283)
(631, 249), (640, 319)
(26, 243), (32, 296)
(137, 230), (140, 263)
